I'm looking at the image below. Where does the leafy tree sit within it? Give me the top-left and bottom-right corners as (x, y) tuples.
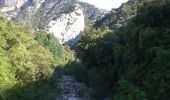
(0, 17), (74, 100)
(77, 0), (170, 99)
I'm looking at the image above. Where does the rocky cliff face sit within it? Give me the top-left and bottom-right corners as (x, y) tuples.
(0, 0), (25, 20)
(47, 4), (84, 45)
(0, 0), (107, 45)
(0, 0), (25, 8)
(0, 0), (45, 20)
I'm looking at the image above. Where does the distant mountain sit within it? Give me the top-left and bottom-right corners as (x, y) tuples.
(0, 0), (107, 45)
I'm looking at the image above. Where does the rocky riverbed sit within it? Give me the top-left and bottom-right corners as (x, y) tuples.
(56, 76), (92, 100)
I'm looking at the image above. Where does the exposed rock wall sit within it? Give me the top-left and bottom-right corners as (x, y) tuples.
(0, 0), (27, 12)
(0, 0), (107, 45)
(47, 4), (84, 45)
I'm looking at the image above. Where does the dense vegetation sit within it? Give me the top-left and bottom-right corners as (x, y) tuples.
(0, 17), (74, 100)
(94, 0), (140, 30)
(0, 0), (170, 100)
(76, 0), (170, 99)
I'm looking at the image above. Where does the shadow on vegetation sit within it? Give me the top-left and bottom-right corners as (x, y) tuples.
(54, 61), (88, 83)
(3, 61), (89, 100)
(4, 72), (59, 100)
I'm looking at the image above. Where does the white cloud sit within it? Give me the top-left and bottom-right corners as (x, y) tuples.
(79, 0), (128, 10)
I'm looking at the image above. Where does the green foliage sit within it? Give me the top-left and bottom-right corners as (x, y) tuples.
(35, 31), (65, 65)
(78, 0), (170, 99)
(78, 27), (111, 50)
(0, 48), (16, 100)
(1, 0), (169, 99)
(0, 17), (71, 100)
(135, 0), (170, 27)
(55, 61), (88, 82)
(94, 0), (140, 29)
(114, 80), (146, 100)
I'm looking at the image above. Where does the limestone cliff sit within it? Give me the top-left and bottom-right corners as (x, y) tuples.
(0, 0), (107, 45)
(47, 4), (84, 45)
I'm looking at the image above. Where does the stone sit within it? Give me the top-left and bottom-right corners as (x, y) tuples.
(0, 0), (107, 46)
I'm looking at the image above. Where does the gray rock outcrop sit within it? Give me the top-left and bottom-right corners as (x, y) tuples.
(0, 0), (107, 45)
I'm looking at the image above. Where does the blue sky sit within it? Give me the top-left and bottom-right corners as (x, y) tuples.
(79, 0), (128, 10)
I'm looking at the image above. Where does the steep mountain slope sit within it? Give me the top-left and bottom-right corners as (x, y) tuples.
(44, 4), (85, 44)
(0, 0), (107, 45)
(94, 0), (144, 30)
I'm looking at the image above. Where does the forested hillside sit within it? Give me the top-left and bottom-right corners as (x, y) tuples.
(0, 0), (170, 100)
(94, 0), (141, 29)
(0, 17), (74, 100)
(76, 0), (170, 99)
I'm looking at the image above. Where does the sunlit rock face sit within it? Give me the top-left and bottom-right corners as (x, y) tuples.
(0, 0), (45, 20)
(47, 4), (84, 45)
(0, 0), (27, 19)
(0, 0), (107, 45)
(0, 0), (26, 8)
(0, 0), (45, 10)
